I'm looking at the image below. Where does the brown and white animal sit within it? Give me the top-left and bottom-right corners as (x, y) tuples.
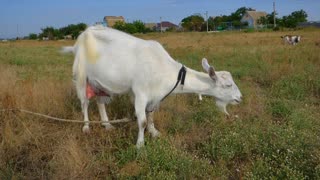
(281, 35), (301, 45)
(61, 26), (242, 148)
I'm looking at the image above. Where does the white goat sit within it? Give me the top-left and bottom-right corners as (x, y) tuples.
(62, 26), (242, 148)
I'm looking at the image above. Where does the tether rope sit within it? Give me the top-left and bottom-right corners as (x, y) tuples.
(0, 108), (132, 124)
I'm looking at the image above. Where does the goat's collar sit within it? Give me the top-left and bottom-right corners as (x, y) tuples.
(161, 65), (187, 101)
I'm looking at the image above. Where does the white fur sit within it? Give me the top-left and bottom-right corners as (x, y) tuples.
(62, 26), (242, 148)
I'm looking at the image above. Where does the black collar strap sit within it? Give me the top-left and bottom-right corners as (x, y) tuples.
(161, 65), (187, 101)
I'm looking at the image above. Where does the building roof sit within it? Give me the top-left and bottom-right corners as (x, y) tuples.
(157, 21), (178, 28)
(103, 16), (125, 27)
(244, 11), (267, 21)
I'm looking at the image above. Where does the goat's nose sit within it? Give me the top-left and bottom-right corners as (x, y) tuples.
(235, 95), (242, 103)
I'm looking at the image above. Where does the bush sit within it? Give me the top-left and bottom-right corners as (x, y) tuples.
(273, 26), (280, 31)
(113, 20), (150, 34)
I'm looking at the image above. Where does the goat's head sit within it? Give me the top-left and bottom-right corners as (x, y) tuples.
(202, 58), (242, 115)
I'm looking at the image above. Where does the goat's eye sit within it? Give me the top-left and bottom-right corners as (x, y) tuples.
(226, 84), (232, 88)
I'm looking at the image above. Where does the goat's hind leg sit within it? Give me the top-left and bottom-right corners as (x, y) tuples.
(81, 98), (90, 133)
(97, 96), (115, 130)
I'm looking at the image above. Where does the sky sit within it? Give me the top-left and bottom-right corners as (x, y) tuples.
(0, 0), (319, 39)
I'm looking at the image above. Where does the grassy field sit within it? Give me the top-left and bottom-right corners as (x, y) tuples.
(1, 29), (320, 179)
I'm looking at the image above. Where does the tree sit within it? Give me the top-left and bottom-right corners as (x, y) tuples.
(39, 26), (56, 40)
(38, 23), (87, 40)
(181, 14), (205, 31)
(28, 33), (38, 40)
(113, 21), (126, 32)
(124, 23), (138, 34)
(230, 7), (255, 21)
(207, 17), (216, 31)
(59, 23), (87, 39)
(281, 9), (308, 28)
(258, 9), (308, 28)
(210, 7), (254, 30)
(257, 13), (281, 27)
(132, 20), (146, 33)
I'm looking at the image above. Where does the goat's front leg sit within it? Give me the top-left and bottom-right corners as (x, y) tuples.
(134, 96), (148, 148)
(146, 111), (160, 138)
(97, 96), (115, 130)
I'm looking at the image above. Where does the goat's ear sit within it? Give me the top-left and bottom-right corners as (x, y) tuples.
(202, 58), (210, 72)
(202, 58), (217, 80)
(208, 66), (217, 80)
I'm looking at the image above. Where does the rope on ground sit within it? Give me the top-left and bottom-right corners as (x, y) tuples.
(0, 108), (132, 124)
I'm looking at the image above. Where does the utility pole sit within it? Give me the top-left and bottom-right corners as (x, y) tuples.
(17, 24), (19, 39)
(273, 1), (276, 27)
(160, 17), (162, 33)
(205, 11), (208, 32)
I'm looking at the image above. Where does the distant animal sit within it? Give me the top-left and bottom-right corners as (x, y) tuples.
(61, 26), (242, 148)
(281, 35), (301, 45)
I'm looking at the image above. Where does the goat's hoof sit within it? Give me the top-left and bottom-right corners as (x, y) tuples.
(82, 126), (90, 133)
(151, 130), (161, 138)
(136, 141), (145, 149)
(103, 124), (115, 131)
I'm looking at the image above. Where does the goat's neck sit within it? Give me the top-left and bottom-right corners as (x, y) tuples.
(173, 67), (215, 95)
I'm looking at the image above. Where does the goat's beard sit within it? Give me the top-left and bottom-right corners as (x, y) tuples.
(215, 100), (229, 116)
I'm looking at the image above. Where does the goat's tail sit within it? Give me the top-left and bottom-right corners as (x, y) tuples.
(73, 44), (86, 101)
(72, 30), (98, 101)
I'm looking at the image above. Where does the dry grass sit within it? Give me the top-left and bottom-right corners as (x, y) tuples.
(1, 29), (320, 179)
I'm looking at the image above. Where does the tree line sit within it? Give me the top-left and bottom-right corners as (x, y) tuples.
(29, 23), (87, 40)
(29, 7), (308, 39)
(181, 7), (308, 31)
(113, 20), (153, 34)
(258, 9), (308, 29)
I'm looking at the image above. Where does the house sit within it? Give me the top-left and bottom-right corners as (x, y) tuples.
(103, 16), (125, 27)
(156, 21), (179, 32)
(241, 11), (267, 28)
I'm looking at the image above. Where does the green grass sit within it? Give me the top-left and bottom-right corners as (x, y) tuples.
(1, 29), (320, 179)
